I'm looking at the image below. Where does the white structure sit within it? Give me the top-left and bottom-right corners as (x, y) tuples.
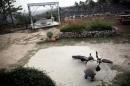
(27, 2), (60, 29)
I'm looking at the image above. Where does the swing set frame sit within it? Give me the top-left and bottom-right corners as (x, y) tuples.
(27, 2), (60, 29)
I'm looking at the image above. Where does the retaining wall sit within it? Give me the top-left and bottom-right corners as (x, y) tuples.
(60, 30), (116, 38)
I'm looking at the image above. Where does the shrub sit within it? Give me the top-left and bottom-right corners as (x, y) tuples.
(86, 19), (113, 31)
(110, 71), (130, 86)
(16, 13), (31, 25)
(47, 31), (53, 39)
(61, 23), (86, 32)
(61, 20), (113, 32)
(0, 67), (55, 86)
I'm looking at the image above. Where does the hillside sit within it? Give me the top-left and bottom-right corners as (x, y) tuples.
(60, 3), (130, 17)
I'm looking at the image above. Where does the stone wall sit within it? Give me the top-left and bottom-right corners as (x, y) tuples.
(60, 30), (116, 38)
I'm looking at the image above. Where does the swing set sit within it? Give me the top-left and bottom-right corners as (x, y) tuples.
(27, 2), (60, 29)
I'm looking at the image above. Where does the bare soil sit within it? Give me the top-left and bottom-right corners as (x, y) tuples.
(0, 28), (60, 68)
(0, 27), (130, 86)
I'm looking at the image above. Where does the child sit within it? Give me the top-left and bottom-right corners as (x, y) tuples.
(84, 61), (100, 81)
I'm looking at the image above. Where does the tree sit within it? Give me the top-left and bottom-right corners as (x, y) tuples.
(85, 0), (91, 5)
(120, 0), (130, 6)
(0, 0), (22, 26)
(85, 0), (95, 4)
(97, 0), (130, 5)
(89, 0), (95, 7)
(97, 0), (107, 3)
(75, 1), (79, 7)
(109, 0), (120, 4)
(79, 1), (85, 6)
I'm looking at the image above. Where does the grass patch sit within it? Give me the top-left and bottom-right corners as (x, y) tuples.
(38, 35), (130, 48)
(86, 19), (113, 31)
(60, 23), (86, 32)
(0, 67), (55, 86)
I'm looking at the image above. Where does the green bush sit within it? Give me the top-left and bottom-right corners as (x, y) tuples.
(61, 23), (86, 32)
(61, 20), (113, 32)
(47, 31), (53, 39)
(86, 19), (113, 31)
(0, 67), (55, 86)
(16, 13), (31, 25)
(110, 71), (130, 86)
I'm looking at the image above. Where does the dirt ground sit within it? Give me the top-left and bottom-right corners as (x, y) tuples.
(0, 27), (130, 86)
(0, 28), (60, 68)
(0, 27), (130, 70)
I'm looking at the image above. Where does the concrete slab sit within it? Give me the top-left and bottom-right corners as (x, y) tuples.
(25, 46), (117, 86)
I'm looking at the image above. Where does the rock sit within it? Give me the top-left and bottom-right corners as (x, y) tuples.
(49, 38), (56, 42)
(60, 31), (116, 38)
(55, 36), (59, 40)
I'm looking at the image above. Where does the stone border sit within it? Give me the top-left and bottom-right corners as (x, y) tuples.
(60, 30), (116, 38)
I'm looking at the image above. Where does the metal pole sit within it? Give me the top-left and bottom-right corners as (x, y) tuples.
(50, 5), (54, 23)
(50, 5), (53, 18)
(57, 2), (61, 24)
(28, 5), (34, 29)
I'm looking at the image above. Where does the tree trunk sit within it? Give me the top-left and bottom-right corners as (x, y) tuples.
(1, 2), (8, 25)
(7, 0), (14, 27)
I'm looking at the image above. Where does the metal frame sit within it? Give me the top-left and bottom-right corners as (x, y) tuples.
(27, 2), (60, 29)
